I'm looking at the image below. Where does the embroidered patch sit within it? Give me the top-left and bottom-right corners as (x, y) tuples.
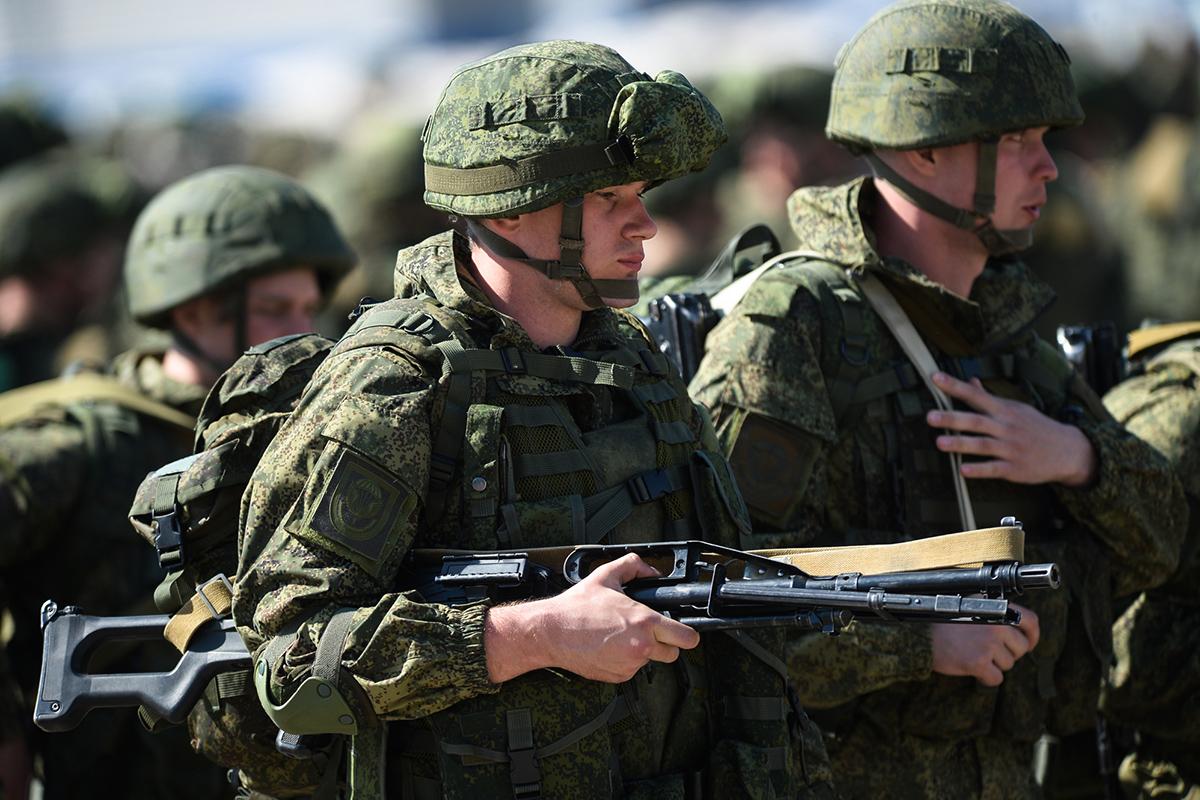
(304, 448), (415, 572)
(729, 412), (817, 527)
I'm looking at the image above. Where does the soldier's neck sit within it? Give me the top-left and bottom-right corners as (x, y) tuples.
(161, 347), (216, 388)
(872, 181), (986, 299)
(468, 246), (583, 350)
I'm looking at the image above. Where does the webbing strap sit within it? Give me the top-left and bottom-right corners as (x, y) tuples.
(710, 250), (826, 315)
(163, 575), (234, 653)
(426, 339), (473, 525)
(865, 154), (978, 230)
(439, 694), (629, 764)
(723, 695), (789, 721)
(1128, 322), (1200, 358)
(425, 137), (633, 196)
(215, 669), (252, 699)
(315, 608), (358, 685)
(856, 272), (977, 531)
(513, 450), (593, 480)
(443, 345), (638, 388)
(0, 372), (197, 431)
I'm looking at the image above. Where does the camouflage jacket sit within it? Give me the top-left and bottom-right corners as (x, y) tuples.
(1103, 338), (1200, 753)
(234, 230), (833, 798)
(0, 348), (222, 800)
(690, 178), (1185, 799)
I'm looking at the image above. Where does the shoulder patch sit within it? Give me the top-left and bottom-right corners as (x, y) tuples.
(729, 412), (821, 528)
(299, 448), (416, 575)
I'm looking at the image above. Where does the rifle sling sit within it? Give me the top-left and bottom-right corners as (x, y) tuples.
(164, 576), (234, 653)
(0, 372), (196, 431)
(412, 524), (1024, 577)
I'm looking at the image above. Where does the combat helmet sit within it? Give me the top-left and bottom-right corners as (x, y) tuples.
(125, 165), (355, 330)
(827, 0), (1084, 254)
(422, 40), (727, 307)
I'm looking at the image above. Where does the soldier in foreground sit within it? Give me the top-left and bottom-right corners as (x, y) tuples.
(234, 40), (834, 798)
(689, 1), (1186, 797)
(0, 164), (354, 799)
(1102, 325), (1200, 800)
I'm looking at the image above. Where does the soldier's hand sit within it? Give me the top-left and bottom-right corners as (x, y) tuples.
(930, 603), (1040, 687)
(483, 553), (699, 684)
(926, 372), (1098, 487)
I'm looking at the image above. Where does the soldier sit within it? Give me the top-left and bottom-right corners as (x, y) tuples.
(0, 164), (354, 800)
(233, 40), (834, 799)
(689, 1), (1187, 797)
(0, 158), (123, 391)
(1101, 324), (1200, 800)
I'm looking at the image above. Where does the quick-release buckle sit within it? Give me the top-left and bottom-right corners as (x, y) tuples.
(152, 508), (185, 570)
(628, 468), (674, 504)
(429, 453), (457, 490)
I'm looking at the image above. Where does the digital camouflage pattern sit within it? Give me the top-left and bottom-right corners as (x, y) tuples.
(125, 164), (355, 327)
(0, 348), (226, 800)
(1102, 338), (1200, 799)
(825, 0), (1083, 152)
(688, 177), (1186, 800)
(234, 230), (835, 799)
(422, 40), (726, 218)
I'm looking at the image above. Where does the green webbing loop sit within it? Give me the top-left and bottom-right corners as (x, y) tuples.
(723, 695), (789, 721)
(512, 450), (594, 480)
(424, 137), (633, 196)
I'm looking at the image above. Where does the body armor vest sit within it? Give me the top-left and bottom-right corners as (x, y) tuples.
(336, 294), (808, 799)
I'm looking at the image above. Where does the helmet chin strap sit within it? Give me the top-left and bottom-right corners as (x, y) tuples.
(169, 288), (247, 377)
(866, 140), (1034, 257)
(466, 197), (640, 310)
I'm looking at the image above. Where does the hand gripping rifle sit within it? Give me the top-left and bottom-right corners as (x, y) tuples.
(35, 540), (1059, 734)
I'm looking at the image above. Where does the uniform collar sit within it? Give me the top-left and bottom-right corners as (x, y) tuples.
(109, 348), (208, 415)
(787, 177), (1057, 350)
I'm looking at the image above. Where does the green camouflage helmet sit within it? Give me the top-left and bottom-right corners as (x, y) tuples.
(422, 40), (726, 308)
(828, 0), (1084, 254)
(126, 165), (356, 328)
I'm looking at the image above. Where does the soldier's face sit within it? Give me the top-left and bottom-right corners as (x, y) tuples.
(243, 267), (321, 346)
(931, 128), (1057, 232)
(514, 181), (657, 310)
(990, 126), (1057, 231)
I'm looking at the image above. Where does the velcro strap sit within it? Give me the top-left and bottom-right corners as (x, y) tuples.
(163, 575), (234, 653)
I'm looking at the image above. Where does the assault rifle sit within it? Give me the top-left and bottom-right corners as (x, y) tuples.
(34, 540), (1059, 734)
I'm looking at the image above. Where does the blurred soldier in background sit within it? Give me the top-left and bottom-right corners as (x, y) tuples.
(0, 158), (124, 391)
(0, 164), (354, 800)
(1101, 324), (1200, 800)
(303, 114), (447, 333)
(690, 1), (1187, 797)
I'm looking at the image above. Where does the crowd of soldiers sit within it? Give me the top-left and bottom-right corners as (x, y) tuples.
(0, 0), (1198, 798)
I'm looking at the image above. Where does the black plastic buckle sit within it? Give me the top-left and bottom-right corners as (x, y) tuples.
(428, 453), (457, 490)
(152, 509), (185, 570)
(628, 468), (673, 504)
(499, 347), (527, 374)
(604, 134), (636, 166)
(509, 747), (541, 799)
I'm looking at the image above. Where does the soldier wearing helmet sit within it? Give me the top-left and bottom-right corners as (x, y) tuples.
(689, 1), (1186, 797)
(234, 40), (834, 798)
(0, 165), (353, 800)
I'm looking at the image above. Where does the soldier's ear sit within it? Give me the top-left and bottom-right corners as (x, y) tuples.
(902, 147), (938, 177)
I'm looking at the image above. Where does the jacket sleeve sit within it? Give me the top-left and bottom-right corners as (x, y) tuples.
(1050, 353), (1187, 597)
(233, 346), (499, 723)
(0, 415), (89, 564)
(689, 278), (935, 705)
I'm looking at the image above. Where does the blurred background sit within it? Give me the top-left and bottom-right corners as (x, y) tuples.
(1, 0), (1198, 371)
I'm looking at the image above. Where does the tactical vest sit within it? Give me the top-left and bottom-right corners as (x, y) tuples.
(794, 260), (1112, 742)
(330, 296), (811, 799)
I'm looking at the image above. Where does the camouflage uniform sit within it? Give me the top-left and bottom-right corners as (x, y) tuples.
(0, 348), (220, 800)
(235, 41), (833, 799)
(1102, 336), (1200, 800)
(0, 164), (354, 800)
(690, 171), (1185, 799)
